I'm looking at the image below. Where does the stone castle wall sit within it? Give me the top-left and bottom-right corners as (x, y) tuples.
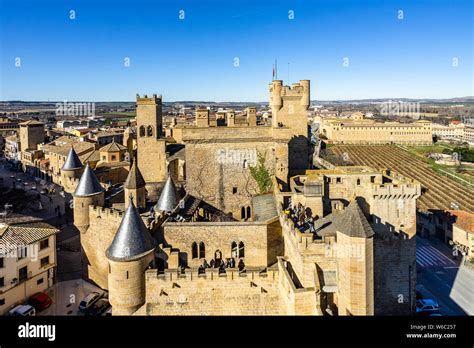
(143, 268), (282, 315)
(81, 206), (124, 289)
(184, 138), (280, 217)
(373, 234), (416, 315)
(161, 218), (282, 268)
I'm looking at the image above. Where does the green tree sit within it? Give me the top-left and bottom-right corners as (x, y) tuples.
(249, 151), (273, 194)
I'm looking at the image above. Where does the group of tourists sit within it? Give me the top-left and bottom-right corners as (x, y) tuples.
(197, 257), (246, 274)
(284, 202), (319, 233)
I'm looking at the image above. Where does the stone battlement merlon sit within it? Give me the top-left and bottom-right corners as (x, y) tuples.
(136, 94), (162, 104)
(89, 205), (124, 219)
(269, 79), (310, 109)
(145, 267), (278, 282)
(371, 183), (421, 198)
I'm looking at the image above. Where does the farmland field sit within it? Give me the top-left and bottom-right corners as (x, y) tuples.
(321, 145), (474, 213)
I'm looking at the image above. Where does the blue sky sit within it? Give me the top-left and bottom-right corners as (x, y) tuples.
(0, 0), (472, 101)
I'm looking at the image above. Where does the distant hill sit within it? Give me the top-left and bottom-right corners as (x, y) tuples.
(310, 97), (474, 104)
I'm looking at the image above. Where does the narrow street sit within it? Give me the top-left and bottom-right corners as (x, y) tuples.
(416, 236), (473, 315)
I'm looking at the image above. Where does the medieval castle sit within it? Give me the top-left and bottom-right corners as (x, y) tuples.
(64, 79), (420, 315)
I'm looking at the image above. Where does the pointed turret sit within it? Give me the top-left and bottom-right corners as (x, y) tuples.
(124, 159), (145, 190)
(124, 159), (146, 209)
(62, 147), (82, 170)
(61, 146), (84, 193)
(106, 200), (155, 261)
(74, 162), (104, 197)
(106, 199), (156, 315)
(72, 162), (105, 234)
(154, 175), (179, 213)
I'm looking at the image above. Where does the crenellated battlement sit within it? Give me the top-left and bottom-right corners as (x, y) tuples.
(372, 182), (421, 199)
(269, 79), (310, 109)
(145, 267), (278, 283)
(89, 205), (124, 219)
(136, 94), (162, 104)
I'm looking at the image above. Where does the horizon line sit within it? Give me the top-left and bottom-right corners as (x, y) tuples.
(1, 96), (473, 104)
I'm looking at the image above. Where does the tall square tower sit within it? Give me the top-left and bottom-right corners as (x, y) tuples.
(136, 94), (166, 184)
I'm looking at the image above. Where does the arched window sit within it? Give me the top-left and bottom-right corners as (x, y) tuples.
(238, 242), (245, 258)
(192, 242), (198, 259)
(231, 241), (237, 257)
(147, 125), (153, 137)
(199, 242), (205, 259)
(243, 159), (248, 169)
(139, 126), (145, 137)
(241, 207), (246, 220)
(246, 206), (251, 219)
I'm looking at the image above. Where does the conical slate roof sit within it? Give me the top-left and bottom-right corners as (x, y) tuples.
(62, 147), (82, 170)
(124, 159), (145, 189)
(335, 200), (374, 238)
(154, 175), (179, 213)
(313, 200), (374, 238)
(106, 200), (156, 261)
(74, 163), (104, 197)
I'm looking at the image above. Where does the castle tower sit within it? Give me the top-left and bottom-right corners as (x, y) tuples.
(334, 201), (374, 315)
(73, 162), (105, 233)
(123, 126), (136, 161)
(124, 159), (146, 210)
(227, 110), (235, 127)
(269, 80), (311, 176)
(19, 120), (44, 151)
(106, 200), (156, 315)
(246, 107), (257, 126)
(61, 147), (84, 193)
(195, 108), (209, 127)
(136, 94), (167, 184)
(154, 175), (179, 213)
(269, 79), (310, 137)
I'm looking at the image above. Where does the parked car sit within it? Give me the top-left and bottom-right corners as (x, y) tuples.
(28, 292), (52, 311)
(78, 292), (101, 312)
(8, 305), (36, 316)
(85, 299), (110, 316)
(416, 299), (440, 314)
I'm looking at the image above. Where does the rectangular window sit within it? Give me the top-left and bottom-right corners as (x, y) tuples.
(111, 155), (116, 161)
(17, 246), (27, 260)
(40, 256), (50, 267)
(0, 257), (3, 268)
(370, 176), (375, 183)
(37, 278), (44, 285)
(19, 266), (28, 282)
(232, 187), (237, 194)
(39, 238), (49, 250)
(336, 177), (341, 183)
(0, 277), (4, 287)
(0, 298), (5, 306)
